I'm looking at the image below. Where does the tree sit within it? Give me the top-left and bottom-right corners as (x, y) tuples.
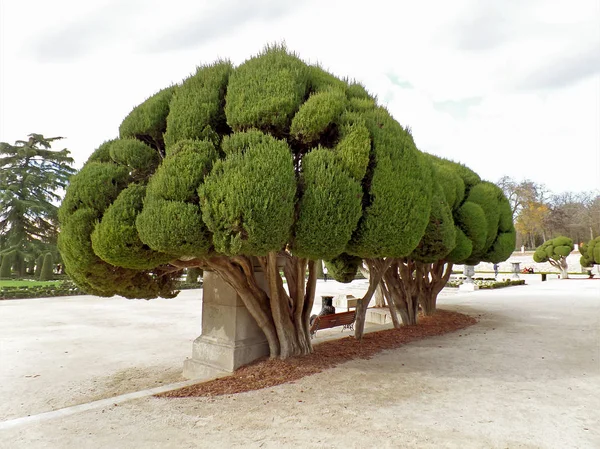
(580, 237), (600, 270)
(0, 251), (13, 279)
(533, 236), (574, 279)
(380, 158), (515, 326)
(59, 46), (437, 359)
(39, 253), (54, 281)
(546, 192), (600, 243)
(0, 134), (76, 277)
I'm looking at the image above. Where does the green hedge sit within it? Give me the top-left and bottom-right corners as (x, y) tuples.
(0, 279), (203, 299)
(446, 279), (525, 289)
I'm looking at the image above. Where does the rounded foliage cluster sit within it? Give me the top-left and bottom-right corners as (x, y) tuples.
(580, 237), (600, 267)
(533, 236), (574, 263)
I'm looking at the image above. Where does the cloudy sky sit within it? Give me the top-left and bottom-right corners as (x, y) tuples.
(1, 0), (599, 193)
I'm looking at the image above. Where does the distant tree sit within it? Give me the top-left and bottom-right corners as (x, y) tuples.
(0, 251), (13, 279)
(515, 201), (550, 249)
(0, 134), (76, 276)
(533, 236), (574, 279)
(39, 253), (54, 281)
(580, 237), (600, 271)
(547, 192), (600, 243)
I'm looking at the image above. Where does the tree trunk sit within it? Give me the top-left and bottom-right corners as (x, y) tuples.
(354, 258), (392, 340)
(382, 259), (419, 326)
(548, 257), (569, 280)
(203, 252), (316, 360)
(380, 280), (402, 329)
(360, 264), (386, 307)
(417, 261), (453, 316)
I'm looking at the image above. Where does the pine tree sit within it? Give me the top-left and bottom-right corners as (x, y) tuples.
(0, 134), (76, 276)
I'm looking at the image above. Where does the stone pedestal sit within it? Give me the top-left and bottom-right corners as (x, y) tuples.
(333, 294), (358, 311)
(183, 271), (269, 379)
(459, 282), (479, 292)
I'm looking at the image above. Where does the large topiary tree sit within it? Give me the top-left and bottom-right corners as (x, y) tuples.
(58, 45), (434, 359)
(533, 236), (574, 279)
(580, 237), (600, 272)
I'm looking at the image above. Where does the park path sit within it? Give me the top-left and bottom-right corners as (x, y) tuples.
(1, 278), (599, 448)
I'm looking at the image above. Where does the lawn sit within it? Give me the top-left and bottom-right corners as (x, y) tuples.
(0, 280), (61, 288)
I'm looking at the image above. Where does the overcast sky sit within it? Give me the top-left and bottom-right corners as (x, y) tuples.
(1, 0), (599, 194)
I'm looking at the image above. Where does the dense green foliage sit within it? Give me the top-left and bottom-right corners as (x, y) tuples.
(164, 62), (231, 149)
(533, 236), (574, 263)
(120, 87), (177, 153)
(580, 237), (600, 267)
(0, 251), (13, 279)
(59, 45), (514, 300)
(410, 181), (456, 263)
(0, 134), (76, 277)
(39, 253), (54, 281)
(324, 253), (363, 283)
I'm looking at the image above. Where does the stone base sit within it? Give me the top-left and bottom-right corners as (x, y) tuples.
(183, 270), (270, 380)
(459, 283), (479, 292)
(366, 307), (392, 324)
(183, 334), (269, 379)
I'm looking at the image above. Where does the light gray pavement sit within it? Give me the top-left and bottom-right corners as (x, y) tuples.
(1, 277), (599, 448)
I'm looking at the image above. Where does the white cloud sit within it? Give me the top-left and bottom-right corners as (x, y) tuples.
(1, 0), (598, 194)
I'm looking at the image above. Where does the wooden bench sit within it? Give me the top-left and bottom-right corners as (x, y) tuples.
(310, 310), (357, 338)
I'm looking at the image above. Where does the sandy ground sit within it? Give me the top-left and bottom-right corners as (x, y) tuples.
(1, 277), (599, 448)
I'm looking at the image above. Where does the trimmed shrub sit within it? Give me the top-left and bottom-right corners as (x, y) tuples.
(324, 253), (363, 283)
(533, 237), (574, 263)
(164, 61), (232, 148)
(87, 140), (116, 164)
(108, 138), (160, 175)
(580, 237), (600, 268)
(145, 139), (218, 203)
(91, 184), (174, 269)
(290, 88), (347, 144)
(59, 162), (130, 221)
(347, 107), (433, 258)
(137, 199), (212, 258)
(119, 86), (177, 151)
(225, 45), (308, 134)
(199, 133), (296, 255)
(34, 254), (44, 278)
(410, 180), (456, 263)
(292, 148), (362, 260)
(454, 201), (488, 258)
(39, 253), (54, 281)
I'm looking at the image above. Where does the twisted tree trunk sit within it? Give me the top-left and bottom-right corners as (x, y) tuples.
(177, 252), (317, 360)
(382, 259), (419, 326)
(417, 261), (453, 316)
(354, 258), (392, 340)
(548, 257), (569, 279)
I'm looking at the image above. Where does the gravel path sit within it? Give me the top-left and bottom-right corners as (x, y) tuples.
(1, 278), (599, 448)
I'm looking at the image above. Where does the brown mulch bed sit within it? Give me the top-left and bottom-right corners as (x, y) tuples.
(158, 309), (477, 399)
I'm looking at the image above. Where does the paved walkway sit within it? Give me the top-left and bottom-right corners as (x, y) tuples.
(1, 278), (599, 448)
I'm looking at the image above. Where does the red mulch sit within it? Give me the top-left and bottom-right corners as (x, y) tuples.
(158, 309), (477, 398)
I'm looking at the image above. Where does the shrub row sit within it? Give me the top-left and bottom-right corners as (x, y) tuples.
(0, 280), (203, 299)
(446, 279), (525, 289)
